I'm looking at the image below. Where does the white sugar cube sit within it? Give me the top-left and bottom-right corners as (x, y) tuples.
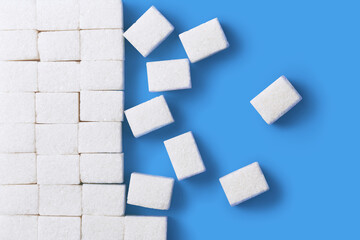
(250, 75), (302, 124)
(0, 216), (38, 240)
(38, 62), (80, 92)
(0, 30), (38, 60)
(124, 6), (174, 57)
(0, 61), (37, 92)
(179, 18), (229, 63)
(38, 31), (80, 61)
(38, 216), (81, 240)
(37, 0), (79, 30)
(39, 185), (82, 216)
(36, 124), (78, 154)
(219, 162), (269, 206)
(147, 59), (191, 92)
(124, 216), (167, 240)
(37, 155), (80, 185)
(0, 123), (35, 153)
(0, 93), (35, 123)
(80, 91), (124, 122)
(36, 93), (79, 124)
(0, 153), (36, 184)
(79, 122), (122, 153)
(164, 131), (205, 180)
(127, 173), (174, 210)
(125, 95), (174, 138)
(80, 0), (123, 29)
(80, 153), (124, 183)
(0, 185), (38, 215)
(82, 215), (125, 240)
(0, 0), (36, 30)
(80, 61), (124, 91)
(82, 184), (125, 216)
(81, 29), (124, 61)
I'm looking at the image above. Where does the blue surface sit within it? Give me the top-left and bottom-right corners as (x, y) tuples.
(123, 0), (360, 239)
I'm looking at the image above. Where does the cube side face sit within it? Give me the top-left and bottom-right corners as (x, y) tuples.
(0, 215), (38, 240)
(0, 123), (35, 153)
(0, 0), (37, 30)
(0, 93), (35, 123)
(0, 153), (37, 184)
(0, 61), (38, 92)
(0, 185), (39, 215)
(38, 216), (81, 240)
(124, 216), (167, 240)
(82, 215), (125, 240)
(0, 30), (38, 61)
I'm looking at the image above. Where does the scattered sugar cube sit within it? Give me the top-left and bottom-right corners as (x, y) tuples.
(82, 215), (125, 240)
(0, 185), (38, 215)
(0, 30), (38, 60)
(127, 173), (174, 210)
(38, 62), (80, 92)
(124, 216), (167, 240)
(38, 31), (80, 61)
(80, 29), (124, 61)
(80, 91), (124, 122)
(80, 0), (123, 29)
(36, 124), (78, 154)
(0, 61), (37, 92)
(0, 0), (36, 30)
(37, 0), (79, 30)
(0, 93), (35, 123)
(164, 131), (206, 180)
(39, 185), (82, 216)
(123, 6), (174, 57)
(36, 93), (79, 123)
(179, 18), (229, 63)
(80, 153), (124, 183)
(80, 61), (124, 91)
(250, 75), (302, 124)
(0, 123), (35, 153)
(0, 153), (36, 184)
(219, 162), (269, 206)
(37, 155), (80, 185)
(82, 184), (125, 216)
(79, 122), (122, 153)
(125, 95), (174, 138)
(0, 215), (38, 240)
(38, 216), (81, 240)
(147, 59), (191, 92)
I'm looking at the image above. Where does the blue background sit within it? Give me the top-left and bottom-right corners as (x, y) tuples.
(123, 0), (359, 239)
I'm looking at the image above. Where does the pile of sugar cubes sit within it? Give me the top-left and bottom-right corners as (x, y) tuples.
(0, 0), (303, 239)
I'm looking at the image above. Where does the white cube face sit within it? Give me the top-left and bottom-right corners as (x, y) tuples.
(38, 31), (80, 61)
(0, 153), (36, 185)
(0, 61), (38, 92)
(219, 162), (269, 206)
(82, 184), (125, 216)
(36, 124), (78, 154)
(124, 216), (167, 240)
(0, 185), (38, 215)
(80, 153), (124, 184)
(0, 93), (35, 123)
(38, 62), (80, 93)
(127, 173), (174, 210)
(164, 131), (206, 180)
(39, 185), (82, 216)
(38, 217), (81, 240)
(37, 0), (79, 30)
(147, 59), (191, 92)
(0, 123), (35, 153)
(124, 95), (174, 138)
(37, 155), (80, 185)
(80, 29), (124, 61)
(250, 75), (302, 124)
(0, 0), (36, 30)
(123, 6), (174, 57)
(0, 30), (38, 60)
(82, 215), (125, 240)
(0, 216), (38, 240)
(179, 18), (229, 63)
(80, 0), (123, 29)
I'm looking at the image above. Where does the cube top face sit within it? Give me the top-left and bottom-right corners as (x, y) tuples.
(0, 153), (36, 184)
(0, 92), (35, 123)
(250, 76), (302, 124)
(123, 6), (174, 57)
(0, 215), (38, 240)
(124, 216), (167, 240)
(38, 216), (81, 240)
(127, 172), (174, 210)
(82, 215), (125, 240)
(147, 59), (191, 92)
(0, 185), (38, 215)
(125, 95), (174, 138)
(0, 0), (36, 30)
(0, 123), (35, 153)
(0, 30), (38, 61)
(0, 61), (38, 92)
(219, 162), (269, 206)
(179, 18), (229, 63)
